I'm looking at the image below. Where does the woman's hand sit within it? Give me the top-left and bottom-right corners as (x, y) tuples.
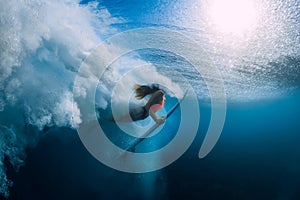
(155, 117), (166, 124)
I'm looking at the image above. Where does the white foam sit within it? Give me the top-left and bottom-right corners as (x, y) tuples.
(0, 0), (117, 196)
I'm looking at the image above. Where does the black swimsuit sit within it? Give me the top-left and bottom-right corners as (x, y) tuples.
(129, 106), (149, 121)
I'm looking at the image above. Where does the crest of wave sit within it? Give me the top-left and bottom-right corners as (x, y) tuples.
(0, 0), (120, 197)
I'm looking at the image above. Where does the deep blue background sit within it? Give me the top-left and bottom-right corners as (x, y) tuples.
(5, 89), (300, 200)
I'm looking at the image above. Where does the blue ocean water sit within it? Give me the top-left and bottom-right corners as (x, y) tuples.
(0, 0), (299, 199)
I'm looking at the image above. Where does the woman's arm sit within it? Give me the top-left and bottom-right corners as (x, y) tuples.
(149, 106), (165, 124)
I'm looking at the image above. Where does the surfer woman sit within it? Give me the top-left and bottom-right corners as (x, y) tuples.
(116, 84), (166, 124)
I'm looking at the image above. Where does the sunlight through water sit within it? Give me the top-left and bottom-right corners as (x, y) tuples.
(208, 0), (259, 35)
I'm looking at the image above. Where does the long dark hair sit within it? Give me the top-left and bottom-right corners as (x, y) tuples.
(134, 84), (165, 110)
